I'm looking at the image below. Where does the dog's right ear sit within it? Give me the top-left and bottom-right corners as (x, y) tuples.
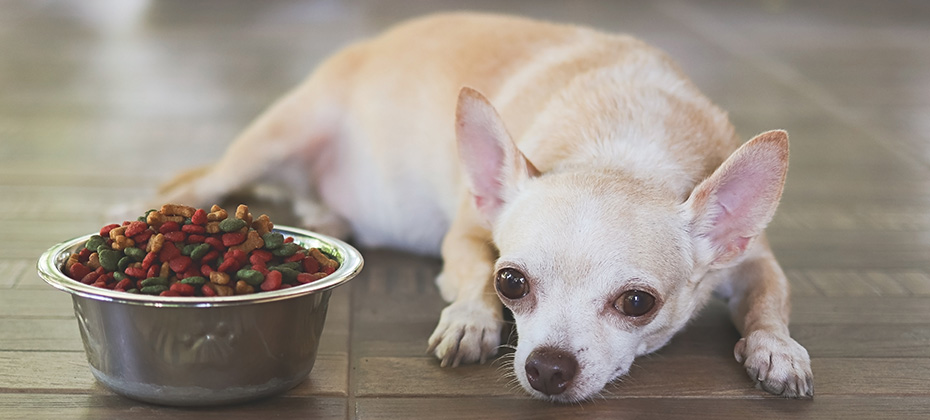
(455, 87), (538, 226)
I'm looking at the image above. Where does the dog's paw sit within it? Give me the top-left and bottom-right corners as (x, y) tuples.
(734, 330), (814, 398)
(427, 299), (502, 367)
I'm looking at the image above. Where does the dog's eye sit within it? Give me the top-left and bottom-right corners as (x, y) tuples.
(615, 290), (655, 317)
(495, 268), (529, 300)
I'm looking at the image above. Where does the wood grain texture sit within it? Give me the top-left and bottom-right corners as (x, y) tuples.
(2, 0), (929, 418)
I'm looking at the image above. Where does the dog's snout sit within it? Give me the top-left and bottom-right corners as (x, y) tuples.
(525, 347), (578, 396)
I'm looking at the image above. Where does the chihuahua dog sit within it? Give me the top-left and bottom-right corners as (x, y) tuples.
(124, 13), (813, 401)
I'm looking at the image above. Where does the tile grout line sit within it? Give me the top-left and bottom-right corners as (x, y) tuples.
(655, 0), (930, 173)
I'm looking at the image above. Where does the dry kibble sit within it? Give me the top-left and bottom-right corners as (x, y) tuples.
(160, 204), (196, 218)
(252, 214), (274, 236)
(63, 203), (339, 297)
(207, 205), (228, 222)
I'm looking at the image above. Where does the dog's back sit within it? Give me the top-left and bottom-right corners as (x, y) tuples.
(312, 13), (737, 251)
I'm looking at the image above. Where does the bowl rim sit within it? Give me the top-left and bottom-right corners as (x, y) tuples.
(37, 225), (363, 307)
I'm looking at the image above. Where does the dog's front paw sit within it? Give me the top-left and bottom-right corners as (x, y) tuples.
(734, 330), (813, 398)
(427, 299), (502, 367)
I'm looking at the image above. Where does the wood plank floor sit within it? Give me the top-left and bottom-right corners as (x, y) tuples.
(2, 1), (929, 418)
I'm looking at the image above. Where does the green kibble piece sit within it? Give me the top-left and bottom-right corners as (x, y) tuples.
(113, 271), (127, 282)
(140, 277), (169, 287)
(181, 243), (198, 257)
(271, 242), (300, 257)
(98, 248), (121, 272)
(262, 232), (284, 250)
(237, 269), (265, 286)
(276, 267), (300, 283)
(85, 235), (107, 252)
(219, 217), (247, 233)
(117, 256), (132, 271)
(180, 276), (207, 286)
(126, 288), (140, 294)
(140, 285), (168, 295)
(190, 243), (211, 261)
(269, 262), (300, 272)
(124, 247), (145, 261)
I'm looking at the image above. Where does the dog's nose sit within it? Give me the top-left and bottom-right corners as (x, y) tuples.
(525, 347), (578, 396)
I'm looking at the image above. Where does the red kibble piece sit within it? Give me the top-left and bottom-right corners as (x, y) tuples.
(69, 263), (91, 281)
(229, 249), (247, 262)
(81, 271), (100, 285)
(100, 223), (121, 237)
(254, 265), (270, 276)
(164, 230), (186, 243)
(201, 284), (217, 297)
(284, 236), (294, 244)
(142, 251), (158, 270)
(78, 248), (93, 260)
(169, 256), (192, 274)
(124, 266), (146, 278)
(280, 283), (293, 289)
(181, 224), (205, 234)
(217, 257), (239, 273)
(182, 266), (201, 279)
(261, 270), (283, 291)
(160, 290), (180, 297)
(146, 264), (160, 279)
(115, 278), (132, 290)
(125, 221), (148, 237)
(222, 232), (246, 247)
(159, 221), (180, 233)
(250, 249), (273, 265)
(201, 250), (220, 263)
(204, 236), (224, 250)
(323, 265), (336, 275)
(98, 272), (114, 284)
(191, 208), (208, 225)
(285, 252), (306, 263)
(92, 280), (111, 289)
(296, 272), (315, 284)
(122, 221), (132, 226)
(133, 229), (154, 242)
(94, 266), (106, 275)
(159, 241), (181, 262)
(186, 234), (206, 244)
(170, 283), (196, 296)
(302, 257), (320, 274)
(200, 264), (214, 277)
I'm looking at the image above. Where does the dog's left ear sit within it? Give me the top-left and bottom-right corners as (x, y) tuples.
(455, 87), (538, 226)
(685, 130), (789, 269)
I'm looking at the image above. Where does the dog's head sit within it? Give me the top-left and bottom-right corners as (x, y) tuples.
(455, 87), (788, 402)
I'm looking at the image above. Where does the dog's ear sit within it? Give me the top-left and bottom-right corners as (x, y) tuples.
(685, 130), (789, 269)
(455, 87), (538, 225)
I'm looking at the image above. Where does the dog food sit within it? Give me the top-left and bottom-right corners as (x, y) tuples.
(64, 204), (340, 297)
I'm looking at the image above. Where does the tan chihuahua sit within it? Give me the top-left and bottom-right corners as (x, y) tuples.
(122, 13), (813, 402)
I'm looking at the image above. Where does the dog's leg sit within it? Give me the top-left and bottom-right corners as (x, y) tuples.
(721, 239), (813, 398)
(427, 199), (503, 367)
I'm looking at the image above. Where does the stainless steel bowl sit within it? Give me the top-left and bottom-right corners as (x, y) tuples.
(37, 225), (362, 406)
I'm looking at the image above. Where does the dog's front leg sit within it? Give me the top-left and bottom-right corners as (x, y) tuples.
(427, 201), (503, 367)
(721, 239), (813, 398)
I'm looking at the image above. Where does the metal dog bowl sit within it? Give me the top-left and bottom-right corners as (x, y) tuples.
(37, 226), (363, 406)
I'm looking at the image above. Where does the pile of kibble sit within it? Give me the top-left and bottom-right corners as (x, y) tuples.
(64, 203), (339, 297)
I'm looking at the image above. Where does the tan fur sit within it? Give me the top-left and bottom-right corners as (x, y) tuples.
(121, 13), (812, 402)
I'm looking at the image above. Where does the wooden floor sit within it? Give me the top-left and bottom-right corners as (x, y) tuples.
(2, 0), (930, 418)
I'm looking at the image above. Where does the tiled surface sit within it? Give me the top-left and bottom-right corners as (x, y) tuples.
(2, 1), (929, 418)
